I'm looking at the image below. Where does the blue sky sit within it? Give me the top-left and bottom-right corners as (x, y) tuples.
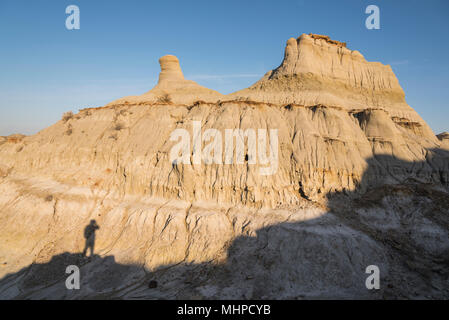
(0, 0), (448, 135)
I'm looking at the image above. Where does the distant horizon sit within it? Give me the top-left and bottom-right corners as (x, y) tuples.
(1, 0), (448, 135)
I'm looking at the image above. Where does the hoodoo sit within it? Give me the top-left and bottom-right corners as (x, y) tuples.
(157, 55), (185, 84)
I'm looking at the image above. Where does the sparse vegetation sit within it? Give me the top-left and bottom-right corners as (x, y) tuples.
(114, 108), (127, 118)
(189, 100), (206, 110)
(109, 133), (118, 141)
(157, 93), (172, 104)
(114, 122), (124, 131)
(62, 111), (74, 122)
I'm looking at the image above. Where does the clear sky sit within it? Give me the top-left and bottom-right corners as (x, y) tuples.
(0, 0), (448, 136)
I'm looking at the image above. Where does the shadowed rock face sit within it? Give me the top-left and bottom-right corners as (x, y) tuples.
(0, 34), (448, 299)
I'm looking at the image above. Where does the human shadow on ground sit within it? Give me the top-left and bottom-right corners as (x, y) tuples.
(0, 149), (448, 299)
(82, 220), (100, 257)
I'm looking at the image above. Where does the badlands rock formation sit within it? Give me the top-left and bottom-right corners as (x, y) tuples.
(109, 55), (224, 105)
(0, 34), (448, 299)
(438, 132), (449, 149)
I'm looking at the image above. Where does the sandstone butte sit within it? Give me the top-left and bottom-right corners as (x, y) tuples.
(0, 33), (448, 299)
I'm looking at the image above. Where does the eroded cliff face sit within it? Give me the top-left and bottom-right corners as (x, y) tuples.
(0, 101), (447, 207)
(0, 34), (448, 299)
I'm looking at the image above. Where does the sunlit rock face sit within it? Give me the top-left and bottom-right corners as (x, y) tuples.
(229, 33), (437, 143)
(0, 34), (448, 299)
(107, 54), (224, 106)
(157, 55), (185, 83)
